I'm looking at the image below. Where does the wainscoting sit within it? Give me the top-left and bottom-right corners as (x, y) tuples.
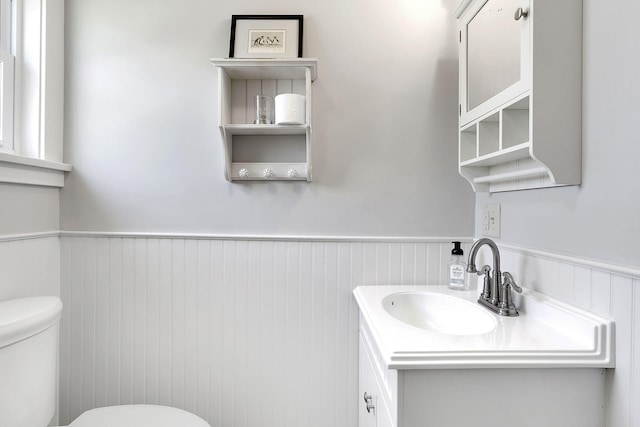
(498, 245), (640, 427)
(2, 234), (637, 427)
(58, 235), (459, 426)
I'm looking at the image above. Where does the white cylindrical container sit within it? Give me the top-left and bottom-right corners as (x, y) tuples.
(275, 94), (306, 125)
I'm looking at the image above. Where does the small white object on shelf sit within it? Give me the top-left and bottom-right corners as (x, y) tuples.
(275, 94), (306, 125)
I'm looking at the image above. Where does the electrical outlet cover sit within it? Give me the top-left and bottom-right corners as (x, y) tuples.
(483, 204), (501, 238)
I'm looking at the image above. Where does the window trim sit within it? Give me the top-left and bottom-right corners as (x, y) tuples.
(0, 49), (14, 150)
(0, 0), (14, 151)
(0, 151), (71, 186)
(0, 0), (70, 187)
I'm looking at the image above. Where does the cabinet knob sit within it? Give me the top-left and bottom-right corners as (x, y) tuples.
(238, 168), (249, 178)
(363, 392), (375, 413)
(287, 169), (298, 179)
(514, 7), (529, 20)
(263, 168), (274, 179)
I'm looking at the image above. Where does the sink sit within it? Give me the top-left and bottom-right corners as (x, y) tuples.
(355, 285), (614, 369)
(382, 291), (497, 336)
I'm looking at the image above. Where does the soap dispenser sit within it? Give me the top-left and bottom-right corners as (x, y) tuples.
(447, 241), (467, 290)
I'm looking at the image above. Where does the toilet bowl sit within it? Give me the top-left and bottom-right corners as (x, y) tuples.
(0, 296), (211, 427)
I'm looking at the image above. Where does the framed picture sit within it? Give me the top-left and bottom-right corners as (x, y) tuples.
(229, 15), (303, 59)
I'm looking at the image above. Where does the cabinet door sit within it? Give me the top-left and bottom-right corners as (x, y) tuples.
(359, 334), (378, 427)
(459, 0), (530, 124)
(376, 400), (394, 427)
(359, 333), (396, 427)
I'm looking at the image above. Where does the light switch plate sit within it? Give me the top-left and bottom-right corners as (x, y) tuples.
(483, 204), (501, 238)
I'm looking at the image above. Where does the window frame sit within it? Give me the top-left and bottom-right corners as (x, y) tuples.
(0, 0), (14, 151)
(0, 48), (14, 152)
(0, 0), (71, 187)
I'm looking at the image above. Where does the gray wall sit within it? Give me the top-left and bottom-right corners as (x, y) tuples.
(60, 0), (474, 237)
(61, 0), (640, 267)
(476, 0), (640, 268)
(7, 1), (635, 269)
(0, 184), (59, 235)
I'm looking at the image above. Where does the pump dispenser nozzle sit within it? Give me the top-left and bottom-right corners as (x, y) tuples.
(451, 241), (463, 256)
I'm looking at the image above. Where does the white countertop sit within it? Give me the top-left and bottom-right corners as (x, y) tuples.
(353, 285), (615, 369)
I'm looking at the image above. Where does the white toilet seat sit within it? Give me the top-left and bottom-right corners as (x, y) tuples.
(66, 404), (210, 427)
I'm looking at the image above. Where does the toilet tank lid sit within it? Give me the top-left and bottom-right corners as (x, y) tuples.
(67, 405), (211, 427)
(0, 296), (63, 349)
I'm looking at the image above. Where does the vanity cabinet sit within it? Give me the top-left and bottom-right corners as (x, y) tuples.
(455, 0), (582, 192)
(358, 314), (606, 427)
(210, 58), (317, 181)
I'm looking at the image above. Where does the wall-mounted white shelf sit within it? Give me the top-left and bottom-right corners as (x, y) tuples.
(456, 0), (582, 192)
(223, 124), (307, 136)
(211, 58), (317, 182)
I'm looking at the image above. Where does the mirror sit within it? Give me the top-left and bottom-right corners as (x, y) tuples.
(467, 0), (521, 110)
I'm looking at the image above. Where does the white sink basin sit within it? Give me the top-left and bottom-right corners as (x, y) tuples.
(382, 291), (497, 335)
(354, 285), (615, 369)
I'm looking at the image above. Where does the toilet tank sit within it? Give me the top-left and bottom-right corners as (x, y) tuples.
(0, 296), (63, 427)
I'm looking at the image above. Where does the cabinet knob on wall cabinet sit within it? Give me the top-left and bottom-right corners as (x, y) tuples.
(514, 7), (529, 20)
(263, 169), (274, 179)
(238, 168), (250, 178)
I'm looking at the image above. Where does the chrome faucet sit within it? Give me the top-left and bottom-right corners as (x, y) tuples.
(466, 238), (522, 317)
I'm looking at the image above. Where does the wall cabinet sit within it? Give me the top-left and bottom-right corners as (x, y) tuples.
(210, 58), (317, 181)
(455, 0), (582, 192)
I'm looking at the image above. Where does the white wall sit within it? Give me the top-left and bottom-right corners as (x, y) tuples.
(476, 0), (640, 268)
(0, 235), (60, 300)
(0, 183), (61, 319)
(60, 0), (474, 237)
(0, 184), (59, 235)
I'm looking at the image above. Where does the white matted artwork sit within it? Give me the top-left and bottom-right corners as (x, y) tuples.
(229, 15), (303, 59)
(248, 30), (286, 54)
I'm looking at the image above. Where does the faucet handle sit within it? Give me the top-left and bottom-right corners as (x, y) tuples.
(477, 265), (491, 276)
(478, 265), (492, 302)
(502, 271), (522, 294)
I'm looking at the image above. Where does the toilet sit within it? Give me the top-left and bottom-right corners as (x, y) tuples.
(0, 296), (210, 427)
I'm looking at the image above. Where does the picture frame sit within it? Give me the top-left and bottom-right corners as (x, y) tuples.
(229, 15), (303, 59)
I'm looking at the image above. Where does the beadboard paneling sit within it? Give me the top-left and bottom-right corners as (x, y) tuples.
(59, 237), (454, 426)
(58, 236), (640, 427)
(499, 246), (640, 427)
(230, 79), (305, 125)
